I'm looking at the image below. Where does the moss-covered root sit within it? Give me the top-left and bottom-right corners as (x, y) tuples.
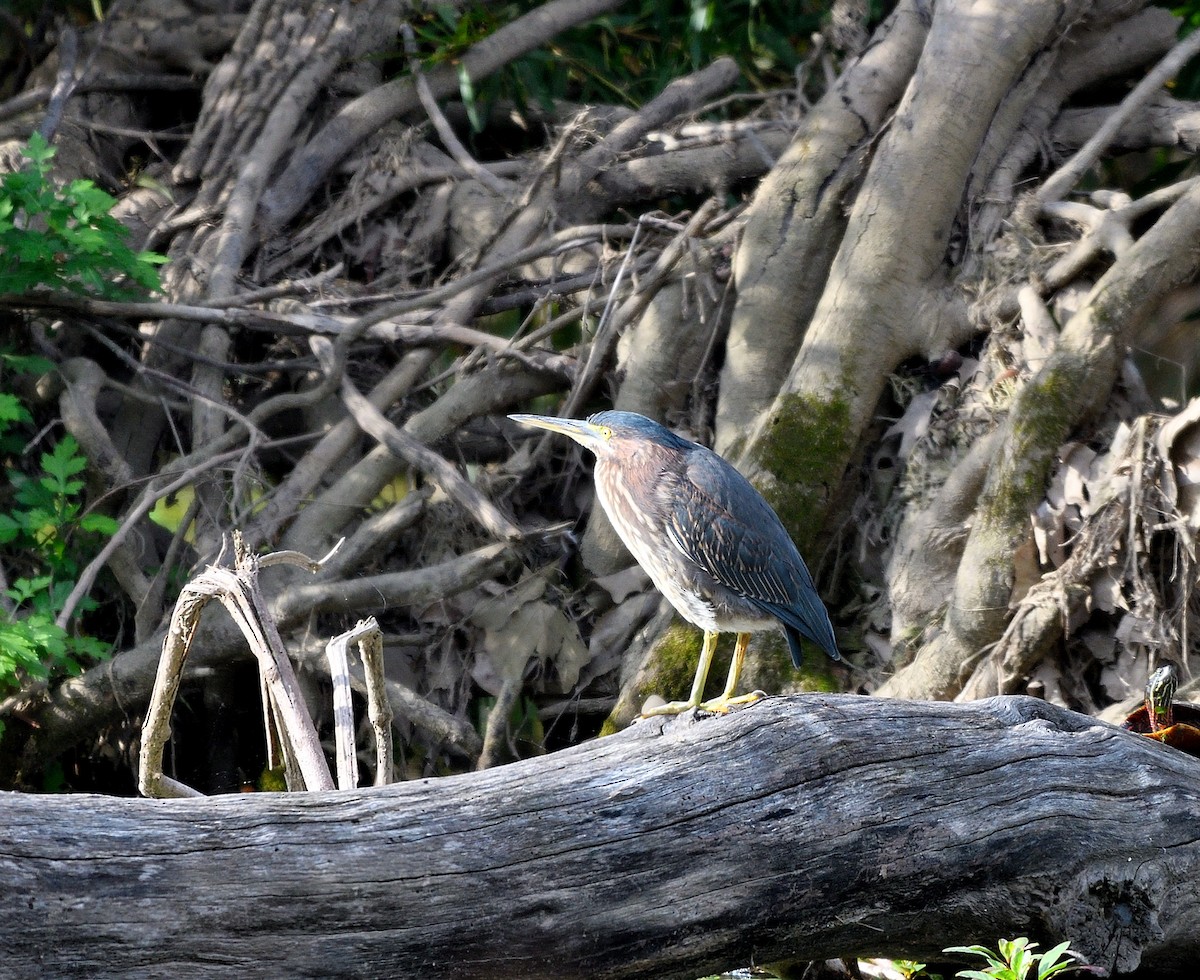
(743, 391), (854, 557)
(881, 182), (1200, 701)
(602, 622), (704, 735)
(601, 623), (841, 735)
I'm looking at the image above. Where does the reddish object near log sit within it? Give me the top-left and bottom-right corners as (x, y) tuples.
(1122, 663), (1200, 758)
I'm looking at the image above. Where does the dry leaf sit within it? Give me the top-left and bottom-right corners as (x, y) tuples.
(469, 573), (589, 695)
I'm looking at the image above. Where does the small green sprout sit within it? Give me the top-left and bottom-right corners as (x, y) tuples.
(944, 937), (1080, 980)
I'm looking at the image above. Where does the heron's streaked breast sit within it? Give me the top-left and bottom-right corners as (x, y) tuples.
(594, 457), (776, 635)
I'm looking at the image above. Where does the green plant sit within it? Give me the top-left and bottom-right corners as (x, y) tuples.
(0, 360), (119, 730)
(0, 132), (166, 297)
(890, 960), (935, 980)
(409, 0), (839, 128)
(944, 937), (1080, 980)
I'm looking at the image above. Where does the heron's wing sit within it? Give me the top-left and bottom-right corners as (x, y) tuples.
(661, 448), (839, 663)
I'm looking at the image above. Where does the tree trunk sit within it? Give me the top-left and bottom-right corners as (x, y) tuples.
(3, 695), (1199, 978)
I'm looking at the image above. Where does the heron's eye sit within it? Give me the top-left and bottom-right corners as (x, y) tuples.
(598, 426), (613, 440)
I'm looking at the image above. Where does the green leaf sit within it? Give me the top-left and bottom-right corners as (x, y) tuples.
(21, 131), (55, 168)
(946, 946), (1000, 960)
(17, 507), (54, 532)
(42, 436), (87, 481)
(0, 135), (168, 298)
(2, 353), (54, 374)
(79, 513), (120, 536)
(1037, 941), (1078, 980)
(0, 392), (30, 428)
(458, 62), (483, 133)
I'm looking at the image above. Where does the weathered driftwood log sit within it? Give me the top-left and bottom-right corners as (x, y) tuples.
(3, 695), (1199, 978)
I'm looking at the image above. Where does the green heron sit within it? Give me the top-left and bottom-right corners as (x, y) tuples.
(510, 410), (840, 715)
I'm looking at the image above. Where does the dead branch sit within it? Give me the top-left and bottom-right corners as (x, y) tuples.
(310, 335), (523, 542)
(207, 3), (356, 298)
(325, 617), (392, 788)
(259, 0), (627, 236)
(139, 534), (340, 798)
(1037, 26), (1200, 204)
(7, 543), (514, 774)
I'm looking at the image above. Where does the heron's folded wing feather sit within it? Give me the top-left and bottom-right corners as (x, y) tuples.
(660, 449), (839, 661)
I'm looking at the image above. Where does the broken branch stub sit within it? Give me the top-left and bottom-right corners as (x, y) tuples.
(325, 617), (393, 789)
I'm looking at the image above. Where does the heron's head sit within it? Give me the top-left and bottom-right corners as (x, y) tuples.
(508, 411), (691, 462)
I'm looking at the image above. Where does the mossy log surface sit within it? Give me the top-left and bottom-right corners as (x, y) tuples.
(2, 695), (1199, 978)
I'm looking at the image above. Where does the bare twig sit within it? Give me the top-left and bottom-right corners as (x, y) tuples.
(290, 632), (481, 761)
(401, 22), (512, 197)
(0, 223), (616, 349)
(326, 622), (360, 790)
(310, 335), (525, 542)
(358, 624), (394, 786)
(56, 444), (257, 629)
(205, 264), (343, 307)
(1040, 177), (1200, 294)
(281, 541), (517, 615)
(476, 670), (527, 771)
(325, 618), (392, 789)
(564, 198), (720, 416)
(260, 539), (344, 571)
(245, 352), (434, 550)
(1038, 27), (1200, 204)
(37, 26), (78, 142)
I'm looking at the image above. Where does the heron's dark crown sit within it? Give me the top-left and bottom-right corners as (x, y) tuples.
(586, 411), (695, 452)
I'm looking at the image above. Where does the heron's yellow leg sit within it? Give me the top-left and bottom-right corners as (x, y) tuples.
(641, 630), (720, 716)
(698, 632), (765, 713)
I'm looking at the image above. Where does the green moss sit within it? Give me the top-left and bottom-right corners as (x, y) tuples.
(257, 764), (288, 792)
(981, 359), (1082, 533)
(596, 622), (841, 737)
(598, 623), (706, 734)
(754, 633), (841, 693)
(752, 391), (854, 554)
(643, 621), (704, 698)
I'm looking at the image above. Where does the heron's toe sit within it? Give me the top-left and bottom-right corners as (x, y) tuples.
(697, 690), (765, 713)
(640, 697), (700, 718)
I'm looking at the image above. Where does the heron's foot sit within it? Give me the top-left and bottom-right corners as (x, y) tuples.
(639, 690), (767, 718)
(697, 690), (766, 714)
(640, 698), (701, 717)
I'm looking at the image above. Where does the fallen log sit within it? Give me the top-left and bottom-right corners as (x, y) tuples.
(2, 695), (1199, 978)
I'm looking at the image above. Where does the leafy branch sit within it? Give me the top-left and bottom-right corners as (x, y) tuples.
(0, 132), (166, 299)
(0, 355), (118, 720)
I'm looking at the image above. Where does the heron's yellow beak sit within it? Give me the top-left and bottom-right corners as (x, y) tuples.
(508, 414), (606, 451)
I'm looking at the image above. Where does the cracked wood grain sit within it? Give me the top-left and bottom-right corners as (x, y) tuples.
(3, 696), (1199, 978)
